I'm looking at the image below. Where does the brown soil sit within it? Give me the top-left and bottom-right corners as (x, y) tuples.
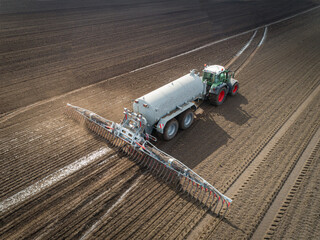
(265, 140), (320, 239)
(1, 1), (320, 239)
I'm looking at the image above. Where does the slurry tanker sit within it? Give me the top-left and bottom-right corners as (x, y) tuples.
(133, 65), (238, 140)
(65, 65), (239, 213)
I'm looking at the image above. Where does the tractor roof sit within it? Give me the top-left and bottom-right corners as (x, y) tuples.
(204, 65), (225, 74)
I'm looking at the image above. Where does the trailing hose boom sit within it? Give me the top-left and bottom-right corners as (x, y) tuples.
(65, 103), (232, 212)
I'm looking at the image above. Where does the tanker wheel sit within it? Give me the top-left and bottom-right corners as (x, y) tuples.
(178, 109), (194, 130)
(163, 118), (179, 141)
(209, 87), (227, 106)
(230, 82), (239, 96)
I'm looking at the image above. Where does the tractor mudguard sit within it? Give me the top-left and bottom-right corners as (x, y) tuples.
(227, 78), (238, 94)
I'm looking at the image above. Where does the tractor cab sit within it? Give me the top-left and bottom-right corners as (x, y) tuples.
(202, 65), (234, 84)
(203, 65), (225, 85)
(202, 64), (239, 105)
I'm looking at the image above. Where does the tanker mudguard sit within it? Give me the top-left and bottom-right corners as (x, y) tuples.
(209, 82), (228, 94)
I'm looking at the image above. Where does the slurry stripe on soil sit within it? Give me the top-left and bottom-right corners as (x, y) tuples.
(236, 30), (257, 57)
(80, 175), (143, 240)
(2, 6), (319, 125)
(258, 27), (268, 47)
(235, 26), (268, 74)
(0, 147), (111, 213)
(226, 30), (258, 68)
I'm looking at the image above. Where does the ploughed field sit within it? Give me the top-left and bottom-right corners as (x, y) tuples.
(1, 1), (320, 239)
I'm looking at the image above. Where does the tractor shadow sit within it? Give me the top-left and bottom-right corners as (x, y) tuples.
(206, 93), (250, 126)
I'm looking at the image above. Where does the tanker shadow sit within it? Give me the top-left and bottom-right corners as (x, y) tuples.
(156, 115), (229, 170)
(156, 93), (250, 169)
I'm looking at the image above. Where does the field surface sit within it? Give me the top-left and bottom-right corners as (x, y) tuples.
(1, 1), (319, 239)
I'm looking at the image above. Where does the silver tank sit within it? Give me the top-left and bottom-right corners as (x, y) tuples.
(133, 71), (205, 126)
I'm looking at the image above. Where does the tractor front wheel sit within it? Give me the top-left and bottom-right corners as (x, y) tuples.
(209, 87), (227, 106)
(230, 82), (239, 96)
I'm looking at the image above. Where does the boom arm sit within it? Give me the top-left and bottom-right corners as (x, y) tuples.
(65, 103), (232, 212)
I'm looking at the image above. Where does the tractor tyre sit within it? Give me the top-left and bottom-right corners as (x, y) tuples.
(163, 118), (179, 141)
(230, 82), (239, 96)
(209, 87), (227, 106)
(178, 109), (194, 130)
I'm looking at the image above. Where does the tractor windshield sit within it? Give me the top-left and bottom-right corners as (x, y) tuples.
(203, 71), (215, 84)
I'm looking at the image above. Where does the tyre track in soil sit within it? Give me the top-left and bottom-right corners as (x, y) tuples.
(12, 162), (137, 239)
(0, 154), (141, 239)
(262, 140), (320, 240)
(255, 128), (320, 239)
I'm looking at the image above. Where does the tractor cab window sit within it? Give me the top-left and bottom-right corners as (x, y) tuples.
(219, 72), (227, 81)
(203, 72), (215, 85)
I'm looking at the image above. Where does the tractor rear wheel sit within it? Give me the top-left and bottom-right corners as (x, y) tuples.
(230, 82), (239, 96)
(163, 118), (179, 141)
(209, 87), (227, 106)
(178, 109), (194, 129)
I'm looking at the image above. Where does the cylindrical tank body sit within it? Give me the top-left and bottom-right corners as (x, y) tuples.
(133, 72), (205, 126)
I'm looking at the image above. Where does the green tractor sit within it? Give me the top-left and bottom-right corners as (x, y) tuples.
(202, 65), (239, 105)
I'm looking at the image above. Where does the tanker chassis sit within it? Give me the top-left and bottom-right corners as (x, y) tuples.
(133, 65), (239, 140)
